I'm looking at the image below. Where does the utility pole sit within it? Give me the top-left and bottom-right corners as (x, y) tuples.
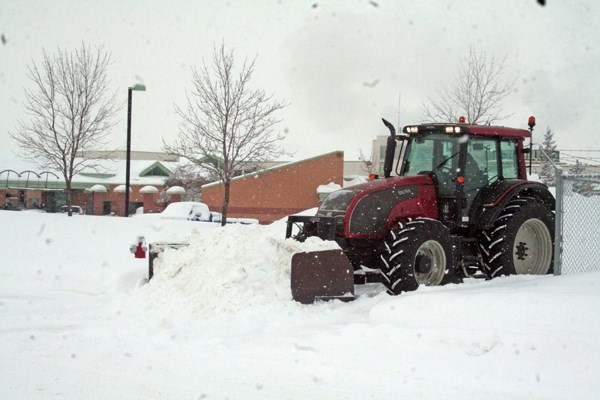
(397, 91), (402, 132)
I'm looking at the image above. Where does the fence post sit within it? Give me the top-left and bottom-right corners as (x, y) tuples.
(554, 166), (563, 275)
(537, 145), (563, 276)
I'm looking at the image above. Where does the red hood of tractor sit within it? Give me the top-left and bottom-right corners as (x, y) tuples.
(346, 174), (434, 193)
(319, 174), (438, 239)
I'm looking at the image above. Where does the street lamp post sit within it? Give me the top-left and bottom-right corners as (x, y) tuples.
(124, 83), (146, 217)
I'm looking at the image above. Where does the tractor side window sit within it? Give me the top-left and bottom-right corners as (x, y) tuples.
(500, 140), (518, 179)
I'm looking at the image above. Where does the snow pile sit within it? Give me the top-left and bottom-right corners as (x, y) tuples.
(316, 182), (342, 194)
(133, 221), (340, 320)
(343, 175), (369, 187)
(2, 209), (600, 399)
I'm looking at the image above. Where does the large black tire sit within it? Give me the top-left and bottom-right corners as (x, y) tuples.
(380, 218), (458, 295)
(479, 197), (554, 278)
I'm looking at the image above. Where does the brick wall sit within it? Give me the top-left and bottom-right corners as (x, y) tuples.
(201, 151), (344, 224)
(88, 185), (167, 216)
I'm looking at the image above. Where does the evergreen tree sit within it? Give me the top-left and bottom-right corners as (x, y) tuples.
(570, 159), (589, 194)
(540, 126), (557, 185)
(571, 159), (585, 175)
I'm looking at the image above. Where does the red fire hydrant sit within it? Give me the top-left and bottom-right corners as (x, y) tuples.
(130, 236), (147, 259)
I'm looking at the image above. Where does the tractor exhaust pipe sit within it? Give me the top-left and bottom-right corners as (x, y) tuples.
(381, 118), (397, 178)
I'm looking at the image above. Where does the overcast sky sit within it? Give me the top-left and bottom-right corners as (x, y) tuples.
(1, 0), (598, 164)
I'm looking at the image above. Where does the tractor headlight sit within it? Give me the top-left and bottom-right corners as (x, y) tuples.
(318, 189), (359, 216)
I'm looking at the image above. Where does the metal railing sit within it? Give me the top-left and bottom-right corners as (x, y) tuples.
(538, 146), (600, 274)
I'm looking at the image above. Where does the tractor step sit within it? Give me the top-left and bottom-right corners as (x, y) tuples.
(354, 266), (385, 284)
(291, 249), (355, 304)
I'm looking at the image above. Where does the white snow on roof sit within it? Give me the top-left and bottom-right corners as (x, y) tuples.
(0, 152), (182, 187)
(166, 185), (185, 194)
(316, 182), (342, 194)
(113, 184), (131, 193)
(140, 185), (159, 194)
(89, 184), (108, 193)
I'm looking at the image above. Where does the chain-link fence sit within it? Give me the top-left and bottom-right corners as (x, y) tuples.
(560, 175), (600, 274)
(538, 146), (600, 274)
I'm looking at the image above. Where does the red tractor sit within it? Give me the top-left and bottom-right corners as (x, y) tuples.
(286, 117), (555, 303)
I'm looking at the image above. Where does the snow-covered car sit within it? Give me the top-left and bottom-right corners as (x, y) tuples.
(59, 205), (85, 215)
(210, 211), (258, 225)
(2, 202), (24, 211)
(160, 201), (212, 222)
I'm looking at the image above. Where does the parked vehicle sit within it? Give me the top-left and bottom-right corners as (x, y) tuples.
(59, 205), (85, 215)
(210, 211), (259, 225)
(2, 202), (24, 211)
(160, 201), (212, 222)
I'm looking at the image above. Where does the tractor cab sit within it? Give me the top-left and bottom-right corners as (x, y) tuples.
(392, 122), (529, 227)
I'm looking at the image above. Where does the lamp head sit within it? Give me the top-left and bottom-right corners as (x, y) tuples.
(130, 83), (146, 91)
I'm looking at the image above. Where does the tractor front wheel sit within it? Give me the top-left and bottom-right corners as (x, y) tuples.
(380, 218), (458, 295)
(479, 197), (554, 278)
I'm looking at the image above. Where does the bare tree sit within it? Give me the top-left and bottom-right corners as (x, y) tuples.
(165, 44), (287, 225)
(358, 149), (376, 175)
(10, 43), (118, 215)
(159, 163), (210, 203)
(422, 47), (515, 125)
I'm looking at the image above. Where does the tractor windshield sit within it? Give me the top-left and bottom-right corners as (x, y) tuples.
(402, 133), (463, 196)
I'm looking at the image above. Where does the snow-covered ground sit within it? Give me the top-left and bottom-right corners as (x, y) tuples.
(1, 209), (599, 399)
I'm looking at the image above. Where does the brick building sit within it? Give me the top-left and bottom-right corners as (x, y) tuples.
(0, 152), (180, 215)
(202, 151), (345, 224)
(2, 150), (362, 221)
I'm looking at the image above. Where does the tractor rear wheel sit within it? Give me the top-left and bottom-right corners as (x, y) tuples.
(380, 218), (457, 295)
(479, 197), (554, 278)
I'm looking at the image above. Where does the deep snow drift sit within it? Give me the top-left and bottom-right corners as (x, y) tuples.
(132, 222), (340, 320)
(0, 210), (599, 399)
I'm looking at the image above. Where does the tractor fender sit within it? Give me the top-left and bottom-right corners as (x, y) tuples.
(471, 179), (555, 231)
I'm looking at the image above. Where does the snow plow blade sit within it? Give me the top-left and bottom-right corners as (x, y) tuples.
(290, 249), (355, 304)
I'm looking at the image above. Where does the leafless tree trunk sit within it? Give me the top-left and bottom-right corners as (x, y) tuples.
(358, 149), (376, 175)
(10, 43), (118, 215)
(421, 48), (515, 125)
(165, 44), (287, 226)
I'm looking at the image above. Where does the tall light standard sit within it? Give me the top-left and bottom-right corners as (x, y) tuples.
(124, 83), (146, 217)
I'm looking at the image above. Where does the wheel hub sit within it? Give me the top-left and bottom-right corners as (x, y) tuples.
(515, 241), (529, 260)
(415, 254), (432, 274)
(414, 240), (447, 286)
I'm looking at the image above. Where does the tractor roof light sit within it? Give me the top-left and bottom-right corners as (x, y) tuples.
(445, 126), (462, 134)
(405, 126), (419, 134)
(528, 116), (536, 129)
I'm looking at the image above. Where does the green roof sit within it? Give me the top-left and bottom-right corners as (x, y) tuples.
(79, 173), (117, 179)
(139, 162), (172, 177)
